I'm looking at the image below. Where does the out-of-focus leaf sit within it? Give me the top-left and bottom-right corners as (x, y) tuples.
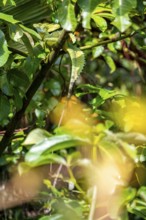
(7, 69), (30, 91)
(112, 14), (131, 32)
(137, 186), (146, 202)
(103, 54), (116, 73)
(8, 24), (23, 42)
(57, 0), (77, 31)
(128, 199), (146, 219)
(77, 0), (98, 29)
(112, 0), (137, 15)
(109, 187), (136, 219)
(91, 15), (107, 32)
(19, 24), (41, 40)
(0, 0), (16, 6)
(25, 134), (90, 163)
(23, 128), (52, 146)
(0, 30), (10, 67)
(0, 12), (18, 23)
(92, 46), (104, 58)
(20, 153), (66, 170)
(39, 214), (63, 220)
(0, 94), (10, 122)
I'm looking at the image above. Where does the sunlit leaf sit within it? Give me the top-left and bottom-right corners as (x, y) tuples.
(57, 0), (77, 31)
(0, 30), (10, 67)
(112, 14), (131, 32)
(0, 12), (18, 23)
(92, 46), (104, 58)
(103, 54), (116, 73)
(109, 187), (136, 219)
(25, 134), (89, 163)
(78, 0), (99, 29)
(91, 15), (107, 32)
(23, 128), (52, 146)
(112, 0), (137, 15)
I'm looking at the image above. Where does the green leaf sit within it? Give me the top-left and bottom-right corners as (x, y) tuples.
(103, 54), (116, 73)
(112, 0), (137, 15)
(57, 0), (77, 31)
(67, 44), (85, 97)
(0, 0), (16, 6)
(23, 128), (52, 146)
(128, 199), (146, 219)
(0, 30), (10, 67)
(92, 46), (104, 58)
(109, 187), (136, 219)
(0, 94), (10, 122)
(25, 134), (89, 163)
(7, 69), (30, 91)
(45, 79), (61, 96)
(19, 24), (41, 40)
(8, 24), (23, 42)
(78, 0), (99, 29)
(0, 12), (19, 23)
(21, 153), (66, 168)
(91, 15), (107, 32)
(39, 215), (63, 220)
(112, 14), (131, 32)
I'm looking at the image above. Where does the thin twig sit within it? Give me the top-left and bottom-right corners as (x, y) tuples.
(80, 26), (146, 50)
(88, 185), (98, 220)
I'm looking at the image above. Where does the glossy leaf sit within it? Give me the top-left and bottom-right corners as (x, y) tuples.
(23, 128), (52, 146)
(8, 24), (23, 42)
(0, 30), (10, 67)
(91, 14), (107, 32)
(112, 14), (131, 32)
(92, 46), (104, 58)
(112, 0), (137, 15)
(103, 54), (116, 73)
(0, 12), (18, 23)
(57, 0), (77, 31)
(25, 134), (89, 163)
(78, 0), (99, 29)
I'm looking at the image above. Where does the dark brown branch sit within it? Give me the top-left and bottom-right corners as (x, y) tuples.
(0, 29), (68, 156)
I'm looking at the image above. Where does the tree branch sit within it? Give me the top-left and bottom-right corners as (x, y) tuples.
(0, 29), (68, 156)
(80, 26), (146, 50)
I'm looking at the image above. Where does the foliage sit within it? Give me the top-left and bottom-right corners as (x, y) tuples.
(0, 0), (146, 219)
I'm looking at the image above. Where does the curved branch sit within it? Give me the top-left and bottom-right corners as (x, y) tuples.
(0, 29), (68, 156)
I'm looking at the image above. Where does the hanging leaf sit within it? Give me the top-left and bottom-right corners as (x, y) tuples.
(92, 46), (104, 58)
(57, 0), (77, 31)
(0, 30), (10, 67)
(91, 14), (107, 32)
(103, 54), (116, 73)
(78, 0), (99, 29)
(67, 44), (85, 97)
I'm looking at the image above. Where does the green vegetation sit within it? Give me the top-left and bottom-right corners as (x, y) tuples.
(0, 0), (146, 219)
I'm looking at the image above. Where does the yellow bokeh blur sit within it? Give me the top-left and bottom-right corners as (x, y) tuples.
(111, 97), (146, 134)
(49, 95), (97, 127)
